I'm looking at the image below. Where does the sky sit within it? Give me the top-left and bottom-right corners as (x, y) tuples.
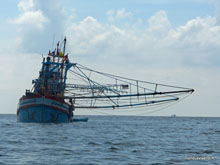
(0, 0), (220, 116)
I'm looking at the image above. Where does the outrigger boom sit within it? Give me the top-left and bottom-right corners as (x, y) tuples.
(58, 61), (194, 111)
(63, 89), (194, 99)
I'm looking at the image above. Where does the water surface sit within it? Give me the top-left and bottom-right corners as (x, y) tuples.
(0, 115), (219, 164)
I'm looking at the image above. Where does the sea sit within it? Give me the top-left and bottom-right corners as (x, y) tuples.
(0, 115), (219, 165)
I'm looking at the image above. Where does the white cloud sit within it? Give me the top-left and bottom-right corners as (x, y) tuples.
(107, 9), (132, 22)
(18, 0), (34, 12)
(148, 10), (171, 33)
(10, 0), (48, 29)
(168, 16), (220, 66)
(10, 0), (67, 53)
(66, 16), (127, 58)
(13, 10), (49, 29)
(116, 8), (133, 19)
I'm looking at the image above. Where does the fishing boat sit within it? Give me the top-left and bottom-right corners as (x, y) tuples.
(17, 38), (194, 123)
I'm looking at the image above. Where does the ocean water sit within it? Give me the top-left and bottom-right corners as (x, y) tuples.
(0, 115), (220, 165)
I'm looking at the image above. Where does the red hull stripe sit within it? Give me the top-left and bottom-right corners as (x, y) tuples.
(17, 104), (69, 115)
(20, 95), (68, 104)
(20, 95), (41, 101)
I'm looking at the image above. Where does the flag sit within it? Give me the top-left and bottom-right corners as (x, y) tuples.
(59, 51), (64, 58)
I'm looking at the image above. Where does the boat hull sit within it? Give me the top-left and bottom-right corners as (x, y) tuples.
(17, 95), (72, 123)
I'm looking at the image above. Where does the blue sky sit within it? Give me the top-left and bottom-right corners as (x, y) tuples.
(66, 0), (215, 25)
(0, 0), (220, 116)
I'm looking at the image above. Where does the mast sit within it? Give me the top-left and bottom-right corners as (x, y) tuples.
(63, 37), (66, 55)
(59, 37), (67, 96)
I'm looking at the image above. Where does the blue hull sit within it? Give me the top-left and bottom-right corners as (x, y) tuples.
(17, 105), (70, 123)
(17, 96), (72, 123)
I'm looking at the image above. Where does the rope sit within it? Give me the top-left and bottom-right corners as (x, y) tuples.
(76, 63), (193, 90)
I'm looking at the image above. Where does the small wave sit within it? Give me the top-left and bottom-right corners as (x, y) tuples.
(88, 142), (100, 146)
(109, 146), (119, 152)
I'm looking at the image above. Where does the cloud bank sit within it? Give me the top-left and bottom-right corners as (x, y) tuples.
(11, 0), (220, 68)
(66, 11), (220, 68)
